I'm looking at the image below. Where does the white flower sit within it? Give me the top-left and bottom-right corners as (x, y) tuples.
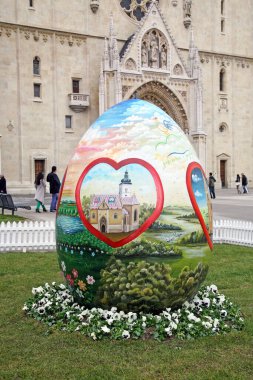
(142, 322), (146, 329)
(107, 318), (114, 325)
(32, 286), (44, 295)
(86, 275), (95, 285)
(165, 327), (172, 336)
(59, 284), (66, 290)
(202, 298), (210, 308)
(220, 310), (227, 317)
(142, 316), (147, 322)
(202, 321), (212, 329)
(188, 313), (200, 323)
(209, 284), (218, 293)
(101, 325), (110, 333)
(193, 297), (201, 306)
(213, 318), (219, 328)
(122, 330), (130, 339)
(170, 321), (178, 330)
(37, 307), (45, 315)
(22, 305), (28, 311)
(218, 295), (225, 305)
(90, 332), (97, 340)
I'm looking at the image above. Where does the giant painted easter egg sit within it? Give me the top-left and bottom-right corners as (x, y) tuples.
(56, 99), (212, 313)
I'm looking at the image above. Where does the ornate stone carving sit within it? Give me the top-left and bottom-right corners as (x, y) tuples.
(173, 64), (183, 75)
(141, 29), (168, 70)
(90, 0), (100, 13)
(33, 30), (39, 41)
(24, 30), (30, 40)
(125, 58), (137, 70)
(183, 0), (192, 28)
(218, 97), (228, 112)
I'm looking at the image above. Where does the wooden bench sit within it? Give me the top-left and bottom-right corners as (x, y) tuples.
(0, 194), (31, 215)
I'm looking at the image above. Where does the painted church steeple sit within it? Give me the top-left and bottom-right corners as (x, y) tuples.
(119, 170), (132, 197)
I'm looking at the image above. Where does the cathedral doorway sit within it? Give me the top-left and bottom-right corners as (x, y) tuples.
(130, 81), (188, 132)
(100, 217), (107, 233)
(220, 160), (227, 188)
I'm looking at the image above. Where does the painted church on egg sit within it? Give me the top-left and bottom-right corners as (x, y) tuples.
(89, 170), (140, 234)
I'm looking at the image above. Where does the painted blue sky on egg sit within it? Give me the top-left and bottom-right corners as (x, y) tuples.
(191, 168), (208, 208)
(81, 163), (156, 205)
(91, 99), (177, 132)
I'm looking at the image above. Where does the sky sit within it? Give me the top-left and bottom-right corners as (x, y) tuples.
(191, 168), (208, 209)
(81, 163), (157, 205)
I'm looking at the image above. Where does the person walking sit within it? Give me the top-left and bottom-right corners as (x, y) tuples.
(34, 172), (47, 213)
(47, 166), (61, 212)
(241, 173), (248, 194)
(208, 172), (216, 199)
(0, 174), (7, 193)
(235, 174), (241, 194)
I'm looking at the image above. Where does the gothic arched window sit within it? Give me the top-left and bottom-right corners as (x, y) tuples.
(120, 1), (159, 22)
(134, 209), (138, 222)
(221, 0), (225, 15)
(33, 56), (40, 75)
(219, 68), (225, 91)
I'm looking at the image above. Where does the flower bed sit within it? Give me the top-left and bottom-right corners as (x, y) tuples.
(23, 283), (244, 341)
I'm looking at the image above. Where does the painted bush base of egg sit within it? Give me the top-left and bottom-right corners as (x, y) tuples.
(56, 99), (213, 313)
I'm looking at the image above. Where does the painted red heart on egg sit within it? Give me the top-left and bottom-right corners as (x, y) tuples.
(186, 162), (213, 250)
(75, 157), (164, 248)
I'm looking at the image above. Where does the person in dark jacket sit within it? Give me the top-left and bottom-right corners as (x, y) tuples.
(208, 172), (216, 199)
(0, 175), (7, 194)
(241, 173), (248, 194)
(47, 166), (61, 212)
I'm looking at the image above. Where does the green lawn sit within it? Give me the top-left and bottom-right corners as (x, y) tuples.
(0, 245), (253, 380)
(0, 214), (27, 223)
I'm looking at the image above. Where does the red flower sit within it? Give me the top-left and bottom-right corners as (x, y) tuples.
(72, 268), (78, 279)
(66, 274), (74, 286)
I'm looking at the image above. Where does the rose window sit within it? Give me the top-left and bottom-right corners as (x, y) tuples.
(120, 0), (159, 22)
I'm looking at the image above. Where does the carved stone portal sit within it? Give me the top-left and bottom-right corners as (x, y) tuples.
(141, 29), (168, 70)
(125, 58), (137, 70)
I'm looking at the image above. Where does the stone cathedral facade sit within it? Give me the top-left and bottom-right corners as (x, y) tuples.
(0, 0), (252, 193)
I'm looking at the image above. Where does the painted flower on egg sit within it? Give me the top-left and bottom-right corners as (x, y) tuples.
(56, 99), (213, 313)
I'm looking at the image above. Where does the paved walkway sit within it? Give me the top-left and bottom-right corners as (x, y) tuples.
(5, 188), (253, 223)
(212, 188), (253, 222)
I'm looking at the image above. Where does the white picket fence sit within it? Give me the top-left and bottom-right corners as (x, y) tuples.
(213, 219), (253, 247)
(0, 219), (253, 252)
(0, 221), (56, 252)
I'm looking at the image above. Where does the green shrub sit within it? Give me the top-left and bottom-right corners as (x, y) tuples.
(177, 230), (207, 244)
(115, 239), (182, 257)
(97, 258), (208, 313)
